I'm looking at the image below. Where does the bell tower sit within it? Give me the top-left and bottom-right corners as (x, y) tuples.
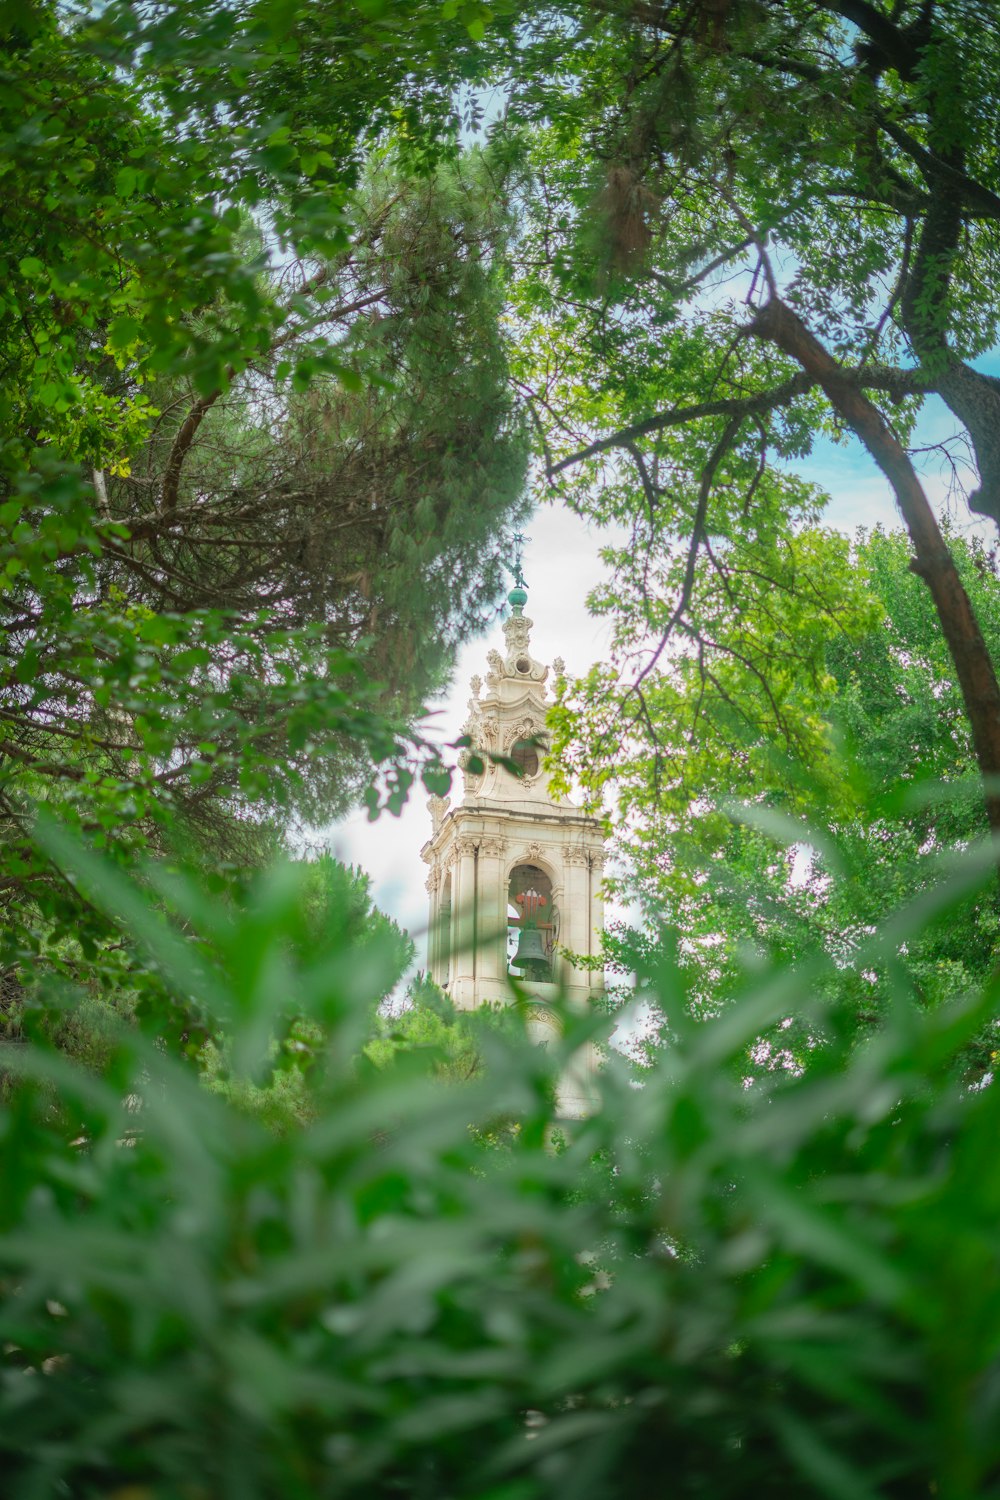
(421, 577), (606, 1112)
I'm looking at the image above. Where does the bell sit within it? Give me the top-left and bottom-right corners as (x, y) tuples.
(512, 924), (549, 978)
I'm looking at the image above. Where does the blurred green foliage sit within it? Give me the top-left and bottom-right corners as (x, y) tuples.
(2, 818), (1000, 1500)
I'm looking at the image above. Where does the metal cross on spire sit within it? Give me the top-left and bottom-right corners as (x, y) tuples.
(509, 531), (529, 591)
(503, 532), (530, 617)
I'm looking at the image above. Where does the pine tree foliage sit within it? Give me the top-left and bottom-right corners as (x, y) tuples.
(0, 3), (528, 979)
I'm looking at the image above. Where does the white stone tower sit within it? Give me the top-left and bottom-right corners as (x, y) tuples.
(421, 581), (606, 1113)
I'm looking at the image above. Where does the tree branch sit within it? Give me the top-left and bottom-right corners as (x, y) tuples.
(546, 367), (927, 476)
(631, 412), (745, 694)
(825, 0), (926, 79)
(873, 112), (1000, 221)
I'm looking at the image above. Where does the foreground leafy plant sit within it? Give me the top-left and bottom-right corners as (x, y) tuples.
(2, 817), (1000, 1499)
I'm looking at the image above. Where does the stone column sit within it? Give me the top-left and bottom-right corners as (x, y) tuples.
(476, 837), (507, 991)
(425, 868), (439, 981)
(560, 848), (590, 993)
(451, 837), (478, 1005)
(450, 851), (465, 991)
(587, 851), (605, 991)
(549, 877), (566, 985)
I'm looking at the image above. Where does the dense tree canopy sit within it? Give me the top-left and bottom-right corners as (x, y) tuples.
(1, 0), (528, 984)
(583, 528), (1000, 1079)
(504, 0), (1000, 829)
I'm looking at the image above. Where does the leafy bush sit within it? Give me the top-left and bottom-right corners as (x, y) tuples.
(2, 819), (1000, 1499)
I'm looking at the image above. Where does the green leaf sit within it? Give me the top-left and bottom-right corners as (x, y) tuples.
(107, 315), (142, 350)
(421, 766), (452, 796)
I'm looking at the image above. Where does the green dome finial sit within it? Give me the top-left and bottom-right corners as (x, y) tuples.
(508, 583), (528, 615)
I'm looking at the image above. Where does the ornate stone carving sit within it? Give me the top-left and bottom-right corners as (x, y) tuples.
(478, 837), (506, 858)
(503, 612), (533, 654)
(498, 615), (549, 683)
(522, 1003), (562, 1031)
(515, 841), (546, 868)
(454, 837), (480, 858)
(562, 846), (590, 866)
(469, 673), (482, 697)
(428, 794), (450, 835)
(505, 715), (544, 757)
(552, 656), (566, 679)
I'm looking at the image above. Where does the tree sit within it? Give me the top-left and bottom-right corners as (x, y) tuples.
(556, 527), (1000, 1077)
(505, 0), (1000, 832)
(1, 3), (528, 985)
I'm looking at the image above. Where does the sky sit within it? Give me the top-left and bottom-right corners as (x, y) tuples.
(326, 391), (989, 961)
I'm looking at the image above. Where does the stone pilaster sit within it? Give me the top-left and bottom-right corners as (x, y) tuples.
(560, 847), (591, 986)
(586, 851), (605, 990)
(450, 837), (479, 1004)
(424, 867), (440, 982)
(476, 836), (507, 985)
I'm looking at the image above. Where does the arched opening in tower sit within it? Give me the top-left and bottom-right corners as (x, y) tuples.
(507, 863), (556, 980)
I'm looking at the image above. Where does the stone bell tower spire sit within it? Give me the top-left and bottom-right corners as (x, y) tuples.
(421, 568), (606, 1116)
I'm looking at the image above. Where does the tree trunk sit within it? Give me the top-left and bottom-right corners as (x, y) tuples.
(750, 296), (1000, 837)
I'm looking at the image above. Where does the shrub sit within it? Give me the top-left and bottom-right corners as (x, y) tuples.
(2, 823), (999, 1499)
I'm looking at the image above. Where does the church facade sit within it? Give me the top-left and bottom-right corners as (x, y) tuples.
(421, 587), (606, 1114)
